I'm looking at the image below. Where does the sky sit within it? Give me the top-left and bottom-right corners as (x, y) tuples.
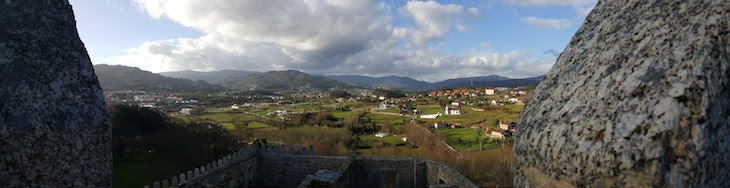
(69, 0), (598, 82)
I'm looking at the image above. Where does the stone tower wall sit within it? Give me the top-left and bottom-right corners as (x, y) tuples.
(514, 0), (730, 187)
(0, 0), (112, 187)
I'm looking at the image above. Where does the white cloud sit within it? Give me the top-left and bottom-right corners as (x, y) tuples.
(543, 49), (561, 57)
(504, 0), (597, 7)
(504, 0), (597, 18)
(456, 24), (476, 32)
(116, 0), (549, 81)
(467, 7), (480, 17)
(575, 5), (594, 18)
(480, 41), (493, 49)
(522, 16), (571, 30)
(399, 1), (469, 48)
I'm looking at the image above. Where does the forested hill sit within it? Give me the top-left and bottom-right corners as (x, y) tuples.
(221, 70), (353, 91)
(159, 69), (258, 84)
(93, 64), (227, 93)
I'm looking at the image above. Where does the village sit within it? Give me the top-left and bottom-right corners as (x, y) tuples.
(104, 85), (533, 155)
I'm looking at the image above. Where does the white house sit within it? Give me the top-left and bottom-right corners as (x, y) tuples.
(451, 101), (460, 107)
(375, 132), (388, 138)
(134, 94), (164, 102)
(180, 108), (193, 115)
(490, 129), (505, 139)
(421, 113), (440, 119)
(499, 121), (512, 130)
(444, 106), (461, 115)
(485, 88), (495, 95)
(516, 98), (526, 104)
(231, 104), (240, 109)
(434, 122), (449, 129)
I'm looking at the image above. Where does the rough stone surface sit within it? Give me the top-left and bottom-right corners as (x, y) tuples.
(0, 0), (112, 187)
(514, 0), (730, 187)
(154, 145), (476, 187)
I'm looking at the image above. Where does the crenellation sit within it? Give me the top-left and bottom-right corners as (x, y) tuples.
(162, 179), (168, 188)
(171, 176), (178, 187)
(153, 182), (160, 188)
(143, 143), (469, 187)
(179, 173), (186, 184)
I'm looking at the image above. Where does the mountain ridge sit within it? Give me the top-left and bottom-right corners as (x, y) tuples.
(159, 69), (258, 84)
(93, 64), (227, 93)
(326, 74), (540, 90)
(220, 70), (353, 91)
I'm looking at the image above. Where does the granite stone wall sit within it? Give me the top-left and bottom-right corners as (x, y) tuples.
(514, 0), (730, 187)
(0, 0), (112, 187)
(146, 144), (477, 188)
(257, 153), (349, 187)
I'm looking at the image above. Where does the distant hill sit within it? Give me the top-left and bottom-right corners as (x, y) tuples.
(159, 69), (258, 84)
(468, 76), (542, 88)
(326, 74), (538, 90)
(432, 75), (510, 89)
(325, 75), (431, 90)
(221, 70), (352, 91)
(93, 64), (227, 93)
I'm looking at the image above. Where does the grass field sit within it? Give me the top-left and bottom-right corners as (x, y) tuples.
(357, 134), (407, 148)
(332, 110), (358, 119)
(378, 108), (400, 113)
(419, 105), (443, 114)
(220, 122), (235, 130)
(247, 122), (272, 129)
(357, 145), (428, 158)
(434, 128), (481, 151)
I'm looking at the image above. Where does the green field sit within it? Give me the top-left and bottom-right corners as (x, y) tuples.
(378, 108), (400, 113)
(220, 122), (235, 130)
(357, 134), (407, 148)
(247, 122), (272, 129)
(434, 128), (481, 151)
(419, 105), (443, 114)
(357, 145), (427, 158)
(332, 110), (358, 119)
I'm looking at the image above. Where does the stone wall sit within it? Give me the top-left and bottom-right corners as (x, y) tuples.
(514, 0), (730, 187)
(257, 153), (349, 187)
(0, 0), (112, 187)
(144, 144), (478, 188)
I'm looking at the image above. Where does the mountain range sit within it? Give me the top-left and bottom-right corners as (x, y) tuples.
(94, 64), (541, 92)
(220, 70), (352, 91)
(93, 64), (226, 93)
(159, 69), (258, 84)
(325, 74), (540, 90)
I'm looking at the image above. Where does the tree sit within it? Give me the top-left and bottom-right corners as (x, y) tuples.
(330, 90), (351, 98)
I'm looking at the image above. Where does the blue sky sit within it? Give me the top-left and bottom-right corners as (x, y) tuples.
(69, 0), (597, 82)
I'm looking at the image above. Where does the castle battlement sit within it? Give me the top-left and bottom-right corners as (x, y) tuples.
(143, 143), (477, 188)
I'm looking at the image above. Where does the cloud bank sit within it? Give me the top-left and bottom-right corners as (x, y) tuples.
(119, 0), (556, 82)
